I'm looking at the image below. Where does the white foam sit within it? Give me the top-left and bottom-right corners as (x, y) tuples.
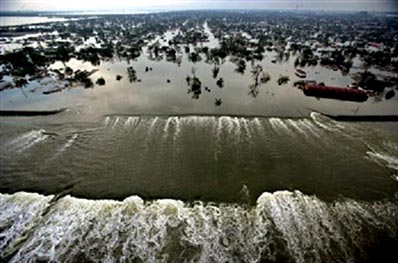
(201, 116), (214, 127)
(214, 117), (225, 160)
(215, 117), (223, 140)
(286, 119), (308, 137)
(19, 135), (48, 153)
(104, 116), (110, 126)
(124, 117), (132, 127)
(0, 192), (53, 259)
(1, 191), (396, 262)
(163, 117), (173, 139)
(111, 117), (120, 129)
(310, 112), (337, 132)
(6, 129), (49, 153)
(172, 117), (181, 141)
(366, 151), (398, 174)
(269, 118), (294, 136)
(221, 117), (234, 134)
(148, 117), (159, 131)
(240, 118), (252, 139)
(187, 116), (198, 125)
(232, 117), (241, 137)
(299, 119), (321, 138)
(383, 141), (398, 153)
(7, 130), (44, 147)
(123, 116), (140, 128)
(251, 117), (264, 135)
(257, 190), (398, 263)
(58, 134), (78, 153)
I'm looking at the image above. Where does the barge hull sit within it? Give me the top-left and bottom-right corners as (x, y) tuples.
(303, 85), (368, 102)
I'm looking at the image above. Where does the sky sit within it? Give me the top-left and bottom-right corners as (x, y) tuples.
(1, 0), (398, 12)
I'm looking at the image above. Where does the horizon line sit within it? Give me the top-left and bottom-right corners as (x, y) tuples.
(1, 8), (397, 15)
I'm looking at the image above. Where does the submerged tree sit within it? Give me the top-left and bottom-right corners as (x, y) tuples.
(186, 76), (191, 86)
(294, 57), (300, 68)
(216, 78), (224, 88)
(354, 71), (394, 93)
(277, 75), (290, 85)
(188, 52), (201, 63)
(96, 77), (106, 86)
(188, 76), (202, 99)
(249, 84), (259, 98)
(250, 64), (263, 87)
(127, 67), (138, 82)
(248, 65), (268, 98)
(235, 59), (246, 74)
(74, 71), (94, 88)
(212, 65), (220, 79)
(187, 67), (202, 99)
(14, 77), (28, 88)
(214, 98), (223, 106)
(55, 43), (75, 64)
(260, 72), (271, 84)
(65, 66), (73, 75)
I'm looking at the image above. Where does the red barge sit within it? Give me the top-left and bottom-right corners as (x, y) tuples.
(303, 85), (368, 102)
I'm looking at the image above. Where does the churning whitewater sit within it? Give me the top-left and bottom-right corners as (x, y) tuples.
(0, 190), (397, 263)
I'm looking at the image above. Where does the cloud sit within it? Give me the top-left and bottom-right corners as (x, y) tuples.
(1, 0), (397, 12)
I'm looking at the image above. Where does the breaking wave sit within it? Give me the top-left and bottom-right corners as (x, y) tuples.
(0, 191), (397, 263)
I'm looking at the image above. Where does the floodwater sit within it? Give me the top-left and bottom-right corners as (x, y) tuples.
(1, 20), (398, 262)
(1, 24), (397, 117)
(0, 16), (71, 27)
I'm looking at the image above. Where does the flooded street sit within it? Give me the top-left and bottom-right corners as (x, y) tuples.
(1, 23), (397, 118)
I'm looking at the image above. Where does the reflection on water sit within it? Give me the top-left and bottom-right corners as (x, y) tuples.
(1, 22), (397, 119)
(0, 16), (72, 27)
(2, 52), (397, 119)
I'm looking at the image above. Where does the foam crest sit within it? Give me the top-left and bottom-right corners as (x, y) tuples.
(104, 116), (110, 125)
(163, 117), (173, 139)
(58, 134), (78, 153)
(286, 119), (307, 136)
(218, 116), (234, 134)
(310, 112), (337, 132)
(269, 118), (294, 136)
(148, 116), (159, 130)
(0, 192), (53, 260)
(366, 151), (398, 174)
(172, 117), (181, 141)
(240, 118), (252, 139)
(231, 117), (241, 137)
(298, 119), (321, 138)
(256, 191), (398, 263)
(123, 116), (133, 127)
(131, 117), (141, 128)
(1, 191), (397, 263)
(213, 117), (225, 159)
(251, 117), (264, 135)
(111, 117), (120, 129)
(5, 129), (49, 153)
